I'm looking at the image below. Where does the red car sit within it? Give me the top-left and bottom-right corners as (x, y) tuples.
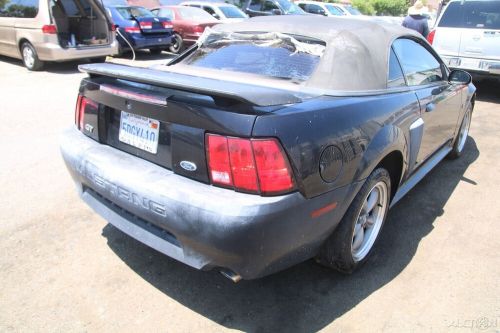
(151, 5), (219, 53)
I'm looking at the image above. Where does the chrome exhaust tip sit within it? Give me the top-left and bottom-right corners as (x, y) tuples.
(219, 269), (242, 283)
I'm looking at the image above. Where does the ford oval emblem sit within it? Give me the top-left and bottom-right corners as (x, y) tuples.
(180, 161), (197, 172)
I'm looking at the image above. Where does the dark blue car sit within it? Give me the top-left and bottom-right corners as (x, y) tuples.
(106, 5), (173, 55)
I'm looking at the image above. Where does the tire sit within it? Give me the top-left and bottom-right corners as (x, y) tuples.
(21, 42), (44, 71)
(89, 56), (107, 63)
(168, 33), (183, 54)
(317, 168), (391, 273)
(149, 48), (162, 55)
(447, 105), (472, 160)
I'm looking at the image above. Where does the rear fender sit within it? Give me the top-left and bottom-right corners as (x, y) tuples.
(353, 125), (408, 185)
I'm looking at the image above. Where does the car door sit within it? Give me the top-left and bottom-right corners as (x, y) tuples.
(393, 38), (463, 164)
(0, 0), (20, 57)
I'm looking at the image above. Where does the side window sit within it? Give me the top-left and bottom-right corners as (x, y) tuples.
(298, 3), (305, 10)
(249, 0), (261, 11)
(388, 47), (406, 88)
(308, 4), (324, 15)
(159, 8), (174, 19)
(203, 6), (216, 16)
(392, 38), (443, 86)
(262, 0), (278, 12)
(0, 0), (39, 18)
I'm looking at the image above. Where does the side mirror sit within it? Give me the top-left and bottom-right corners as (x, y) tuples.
(448, 69), (472, 85)
(272, 8), (282, 15)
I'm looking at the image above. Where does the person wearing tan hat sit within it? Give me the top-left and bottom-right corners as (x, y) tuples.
(402, 0), (430, 38)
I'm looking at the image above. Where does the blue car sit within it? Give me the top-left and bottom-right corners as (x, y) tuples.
(106, 5), (174, 55)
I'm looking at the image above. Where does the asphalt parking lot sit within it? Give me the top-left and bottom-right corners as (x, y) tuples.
(1, 53), (499, 332)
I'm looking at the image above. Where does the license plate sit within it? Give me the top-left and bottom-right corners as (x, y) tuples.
(460, 58), (480, 70)
(119, 111), (160, 154)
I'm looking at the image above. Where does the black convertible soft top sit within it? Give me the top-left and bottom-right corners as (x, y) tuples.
(202, 15), (423, 91)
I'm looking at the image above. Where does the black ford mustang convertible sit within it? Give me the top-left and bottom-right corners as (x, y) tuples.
(61, 16), (475, 281)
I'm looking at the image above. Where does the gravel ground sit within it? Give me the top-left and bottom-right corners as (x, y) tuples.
(0, 53), (499, 332)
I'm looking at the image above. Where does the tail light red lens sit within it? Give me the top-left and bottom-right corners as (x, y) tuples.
(193, 25), (204, 33)
(252, 139), (294, 194)
(206, 134), (295, 195)
(228, 138), (258, 192)
(207, 135), (232, 186)
(41, 24), (57, 34)
(162, 21), (173, 29)
(111, 24), (117, 32)
(75, 95), (98, 130)
(124, 26), (141, 33)
(427, 29), (436, 45)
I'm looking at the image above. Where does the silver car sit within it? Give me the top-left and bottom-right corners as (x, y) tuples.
(0, 0), (118, 70)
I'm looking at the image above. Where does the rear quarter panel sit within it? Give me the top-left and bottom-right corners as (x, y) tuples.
(252, 92), (421, 199)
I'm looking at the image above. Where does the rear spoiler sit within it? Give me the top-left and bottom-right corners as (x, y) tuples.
(79, 63), (316, 107)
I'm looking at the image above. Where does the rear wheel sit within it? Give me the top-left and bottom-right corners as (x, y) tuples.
(149, 48), (163, 55)
(447, 105), (472, 159)
(21, 42), (44, 71)
(168, 33), (183, 54)
(317, 168), (391, 273)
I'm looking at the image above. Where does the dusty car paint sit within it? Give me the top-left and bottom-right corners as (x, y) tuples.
(61, 16), (476, 280)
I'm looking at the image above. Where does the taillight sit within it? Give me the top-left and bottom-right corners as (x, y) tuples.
(75, 95), (98, 130)
(139, 22), (152, 29)
(192, 25), (205, 33)
(162, 21), (173, 29)
(111, 24), (117, 32)
(42, 24), (57, 34)
(427, 29), (436, 45)
(124, 26), (141, 33)
(206, 134), (295, 195)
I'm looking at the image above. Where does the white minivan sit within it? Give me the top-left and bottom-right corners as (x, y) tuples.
(429, 0), (500, 78)
(0, 0), (117, 70)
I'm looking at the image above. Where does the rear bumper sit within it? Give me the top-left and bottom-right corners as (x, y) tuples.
(36, 40), (118, 62)
(441, 55), (500, 77)
(60, 127), (357, 279)
(119, 32), (172, 50)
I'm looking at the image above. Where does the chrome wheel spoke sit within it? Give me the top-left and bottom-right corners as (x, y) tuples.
(352, 223), (364, 251)
(365, 188), (379, 213)
(365, 216), (375, 227)
(351, 181), (388, 262)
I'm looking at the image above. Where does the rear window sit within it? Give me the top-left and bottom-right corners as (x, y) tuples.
(219, 6), (246, 18)
(117, 6), (154, 19)
(183, 32), (325, 82)
(178, 6), (215, 20)
(439, 1), (500, 29)
(325, 4), (343, 16)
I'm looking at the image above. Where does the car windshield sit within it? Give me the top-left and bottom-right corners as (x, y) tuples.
(325, 4), (343, 15)
(277, 0), (304, 14)
(439, 1), (500, 29)
(183, 31), (325, 82)
(344, 5), (361, 15)
(117, 6), (154, 18)
(178, 6), (217, 20)
(219, 6), (246, 18)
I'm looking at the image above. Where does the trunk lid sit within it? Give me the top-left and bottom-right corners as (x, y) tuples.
(135, 16), (172, 34)
(77, 63), (313, 184)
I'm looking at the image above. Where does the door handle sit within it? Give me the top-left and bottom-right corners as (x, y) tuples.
(425, 103), (436, 112)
